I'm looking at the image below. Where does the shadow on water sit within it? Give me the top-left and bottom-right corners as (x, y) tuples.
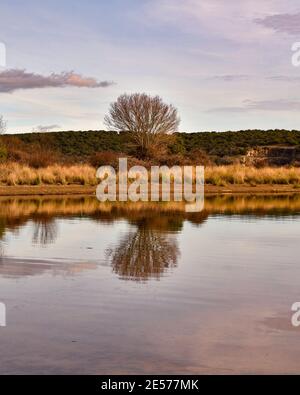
(0, 194), (299, 280)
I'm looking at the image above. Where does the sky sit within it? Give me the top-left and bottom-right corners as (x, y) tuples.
(1, 0), (300, 133)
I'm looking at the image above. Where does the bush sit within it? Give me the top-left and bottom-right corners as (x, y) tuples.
(5, 138), (61, 168)
(150, 153), (187, 167)
(89, 151), (122, 169)
(215, 156), (236, 166)
(187, 148), (212, 166)
(28, 149), (61, 168)
(0, 143), (7, 162)
(169, 134), (186, 155)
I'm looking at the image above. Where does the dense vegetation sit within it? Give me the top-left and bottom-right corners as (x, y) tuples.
(4, 130), (126, 157)
(1, 129), (300, 166)
(177, 129), (300, 156)
(0, 129), (300, 186)
(5, 129), (300, 156)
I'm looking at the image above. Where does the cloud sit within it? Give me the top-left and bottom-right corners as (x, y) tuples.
(207, 106), (249, 113)
(207, 75), (251, 82)
(32, 124), (60, 133)
(255, 12), (300, 35)
(0, 69), (115, 93)
(267, 75), (300, 82)
(208, 99), (300, 113)
(206, 75), (300, 83)
(245, 99), (300, 111)
(145, 0), (280, 44)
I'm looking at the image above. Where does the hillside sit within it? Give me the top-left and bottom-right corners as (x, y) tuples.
(2, 129), (300, 165)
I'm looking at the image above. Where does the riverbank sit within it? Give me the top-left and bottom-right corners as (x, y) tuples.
(0, 184), (299, 196)
(1, 162), (300, 196)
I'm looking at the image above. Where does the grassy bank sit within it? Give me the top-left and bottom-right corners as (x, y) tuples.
(1, 163), (300, 189)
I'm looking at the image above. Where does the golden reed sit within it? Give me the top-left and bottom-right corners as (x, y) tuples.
(0, 162), (300, 186)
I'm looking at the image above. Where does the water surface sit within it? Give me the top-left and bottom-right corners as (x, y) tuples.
(0, 195), (300, 374)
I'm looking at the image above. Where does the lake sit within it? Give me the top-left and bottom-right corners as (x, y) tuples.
(0, 194), (299, 374)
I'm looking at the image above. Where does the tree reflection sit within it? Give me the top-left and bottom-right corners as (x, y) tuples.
(107, 217), (180, 281)
(32, 216), (58, 245)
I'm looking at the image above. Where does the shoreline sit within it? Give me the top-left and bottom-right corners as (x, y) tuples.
(0, 184), (299, 196)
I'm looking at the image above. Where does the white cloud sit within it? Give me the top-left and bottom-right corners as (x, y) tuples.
(208, 98), (300, 112)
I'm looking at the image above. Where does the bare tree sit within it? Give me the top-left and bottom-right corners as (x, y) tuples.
(0, 115), (6, 135)
(104, 93), (180, 158)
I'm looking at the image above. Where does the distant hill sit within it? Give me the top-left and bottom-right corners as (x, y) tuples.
(2, 129), (300, 161)
(177, 130), (300, 156)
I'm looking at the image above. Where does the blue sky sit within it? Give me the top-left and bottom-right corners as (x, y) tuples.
(1, 0), (300, 132)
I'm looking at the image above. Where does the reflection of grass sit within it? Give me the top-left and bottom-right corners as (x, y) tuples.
(1, 163), (300, 186)
(1, 194), (300, 220)
(0, 195), (299, 243)
(204, 194), (300, 213)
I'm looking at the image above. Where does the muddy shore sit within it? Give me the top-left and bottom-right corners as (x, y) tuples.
(0, 184), (299, 196)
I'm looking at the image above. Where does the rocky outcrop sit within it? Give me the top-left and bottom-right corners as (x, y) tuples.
(243, 146), (300, 166)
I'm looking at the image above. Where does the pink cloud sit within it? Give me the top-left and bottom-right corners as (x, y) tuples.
(0, 69), (115, 93)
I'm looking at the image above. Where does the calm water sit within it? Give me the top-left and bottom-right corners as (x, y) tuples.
(0, 194), (300, 374)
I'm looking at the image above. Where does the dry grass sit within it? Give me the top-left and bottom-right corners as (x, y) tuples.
(0, 163), (98, 186)
(205, 165), (300, 186)
(0, 162), (300, 187)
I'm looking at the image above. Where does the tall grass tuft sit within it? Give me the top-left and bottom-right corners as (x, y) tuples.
(0, 163), (98, 186)
(0, 163), (300, 187)
(205, 165), (300, 186)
